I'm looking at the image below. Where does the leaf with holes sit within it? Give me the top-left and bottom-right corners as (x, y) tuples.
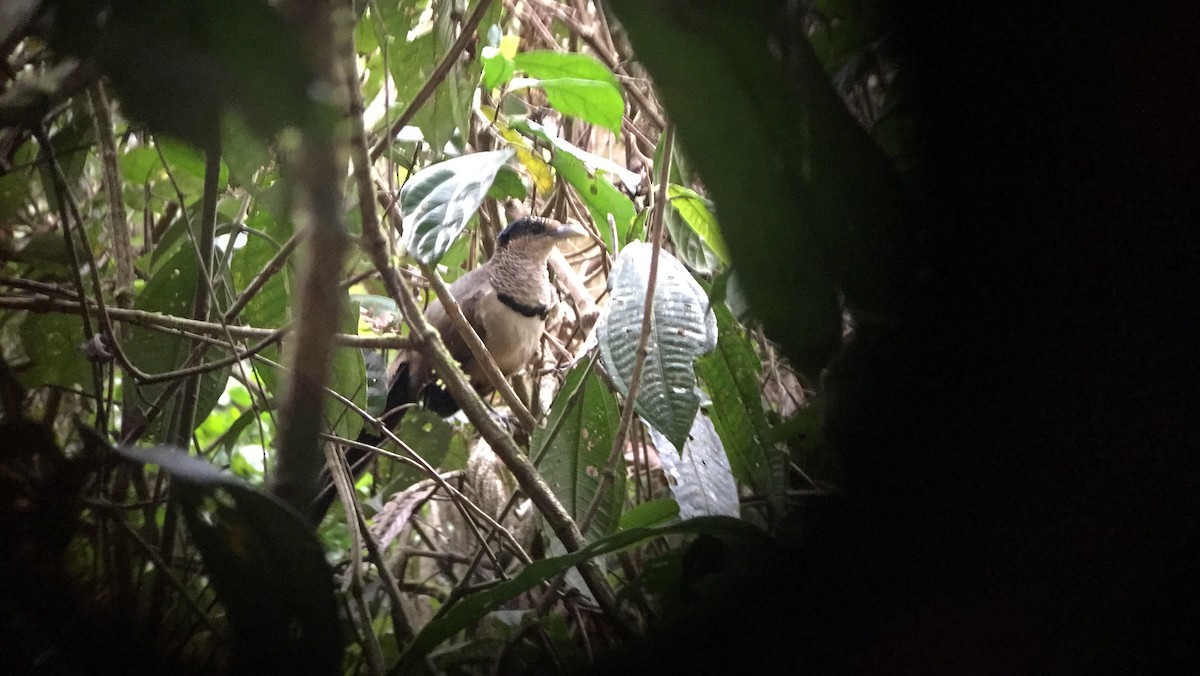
(645, 414), (740, 519)
(400, 149), (515, 264)
(533, 361), (624, 540)
(599, 241), (718, 451)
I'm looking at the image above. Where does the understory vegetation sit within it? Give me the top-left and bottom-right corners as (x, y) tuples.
(3, 0), (929, 673)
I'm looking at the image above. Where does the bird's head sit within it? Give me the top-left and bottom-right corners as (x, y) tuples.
(496, 217), (587, 258)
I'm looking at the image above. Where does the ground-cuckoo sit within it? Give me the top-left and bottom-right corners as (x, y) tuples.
(311, 216), (586, 522)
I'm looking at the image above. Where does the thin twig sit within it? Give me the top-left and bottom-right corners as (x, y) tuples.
(0, 295), (408, 348)
(579, 124), (674, 536)
(368, 0), (495, 161)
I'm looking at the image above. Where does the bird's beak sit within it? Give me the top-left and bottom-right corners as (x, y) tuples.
(552, 222), (589, 240)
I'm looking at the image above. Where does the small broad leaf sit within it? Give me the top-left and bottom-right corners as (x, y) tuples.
(668, 184), (730, 263)
(533, 361), (625, 540)
(481, 43), (515, 90)
(598, 241), (718, 451)
(18, 313), (94, 395)
(498, 125), (554, 195)
(644, 414), (740, 519)
(665, 203), (721, 274)
(327, 298), (366, 442)
(513, 51), (623, 133)
(400, 149), (515, 263)
(111, 444), (341, 674)
(510, 77), (623, 134)
(514, 118), (637, 250)
(695, 302), (786, 504)
(512, 50), (619, 87)
(618, 497), (681, 530)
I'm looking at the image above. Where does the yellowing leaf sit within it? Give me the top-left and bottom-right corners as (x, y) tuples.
(499, 127), (554, 195)
(499, 34), (520, 59)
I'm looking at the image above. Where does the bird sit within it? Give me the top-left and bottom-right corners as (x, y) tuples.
(310, 216), (587, 522)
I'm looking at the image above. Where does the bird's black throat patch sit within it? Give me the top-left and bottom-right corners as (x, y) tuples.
(497, 292), (549, 319)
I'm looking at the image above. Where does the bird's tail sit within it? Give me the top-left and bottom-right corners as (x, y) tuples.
(308, 360), (415, 524)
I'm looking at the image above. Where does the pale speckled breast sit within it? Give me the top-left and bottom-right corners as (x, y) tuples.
(476, 287), (545, 375)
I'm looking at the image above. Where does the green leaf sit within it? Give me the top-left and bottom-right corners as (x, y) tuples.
(606, 0), (911, 377)
(512, 50), (619, 88)
(513, 51), (623, 132)
(695, 302), (786, 503)
(481, 44), (515, 90)
(397, 515), (771, 669)
(512, 118), (637, 251)
(220, 112), (272, 190)
(664, 202), (721, 274)
(668, 184), (730, 263)
(644, 414), (740, 519)
(486, 164), (528, 201)
(769, 395), (842, 485)
(379, 408), (459, 492)
(618, 497), (680, 530)
(327, 299), (366, 442)
(123, 246), (232, 442)
(598, 242), (718, 451)
(111, 444), (341, 673)
(18, 313), (94, 395)
(158, 136), (229, 194)
(400, 148), (515, 264)
(533, 362), (625, 540)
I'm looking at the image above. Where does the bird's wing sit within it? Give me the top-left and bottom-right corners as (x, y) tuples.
(426, 266), (491, 372)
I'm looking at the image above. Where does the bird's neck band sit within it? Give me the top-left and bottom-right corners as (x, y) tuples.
(497, 292), (549, 319)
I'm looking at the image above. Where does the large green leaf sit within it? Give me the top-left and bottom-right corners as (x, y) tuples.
(512, 118), (637, 251)
(512, 50), (619, 87)
(512, 51), (623, 132)
(695, 302), (785, 503)
(18, 313), (94, 395)
(533, 361), (625, 540)
(112, 444), (341, 674)
(598, 242), (718, 451)
(606, 0), (911, 377)
(644, 414), (740, 519)
(399, 148), (515, 264)
(123, 246), (232, 442)
(395, 515), (771, 671)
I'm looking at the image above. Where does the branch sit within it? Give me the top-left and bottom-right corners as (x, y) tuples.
(0, 296), (409, 349)
(580, 124), (674, 535)
(367, 0), (494, 161)
(269, 0), (352, 515)
(418, 261), (538, 432)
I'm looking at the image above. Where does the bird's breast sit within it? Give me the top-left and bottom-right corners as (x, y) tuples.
(478, 292), (545, 375)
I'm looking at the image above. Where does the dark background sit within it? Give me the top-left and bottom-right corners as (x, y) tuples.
(597, 2), (1200, 672)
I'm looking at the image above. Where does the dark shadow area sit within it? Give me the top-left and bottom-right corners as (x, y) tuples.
(595, 1), (1200, 672)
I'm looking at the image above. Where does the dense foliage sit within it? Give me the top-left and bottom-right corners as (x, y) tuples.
(2, 0), (934, 673)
